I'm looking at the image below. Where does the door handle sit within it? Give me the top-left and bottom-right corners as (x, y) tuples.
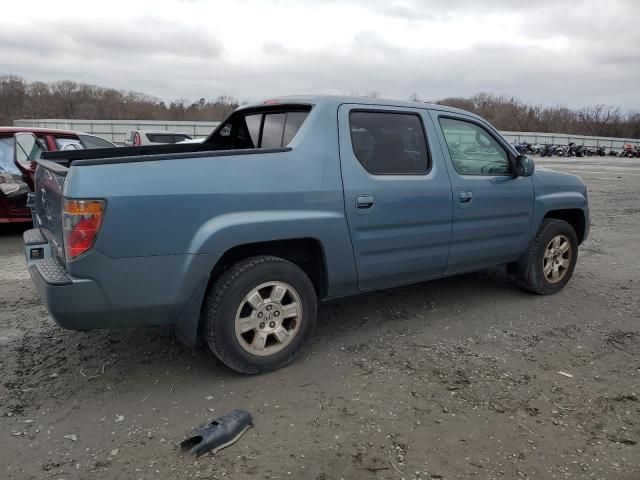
(356, 195), (374, 209)
(459, 191), (473, 203)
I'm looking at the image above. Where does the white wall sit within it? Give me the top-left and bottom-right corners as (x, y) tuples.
(14, 119), (640, 150)
(13, 119), (221, 144)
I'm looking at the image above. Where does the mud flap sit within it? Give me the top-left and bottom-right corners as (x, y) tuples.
(179, 410), (253, 458)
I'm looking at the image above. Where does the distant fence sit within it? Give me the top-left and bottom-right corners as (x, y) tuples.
(13, 119), (640, 150)
(13, 119), (221, 144)
(499, 131), (640, 150)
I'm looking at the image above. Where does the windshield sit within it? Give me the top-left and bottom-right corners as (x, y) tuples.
(0, 137), (20, 175)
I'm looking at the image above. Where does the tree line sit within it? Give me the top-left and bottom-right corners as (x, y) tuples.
(2, 75), (640, 138)
(0, 75), (239, 126)
(432, 93), (640, 139)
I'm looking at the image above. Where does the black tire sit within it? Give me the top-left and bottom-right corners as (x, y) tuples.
(203, 255), (317, 374)
(519, 219), (579, 295)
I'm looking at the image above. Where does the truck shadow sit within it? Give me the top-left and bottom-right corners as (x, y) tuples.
(5, 267), (534, 414)
(315, 267), (526, 339)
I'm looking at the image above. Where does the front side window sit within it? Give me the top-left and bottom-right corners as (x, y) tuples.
(349, 111), (429, 175)
(439, 117), (511, 175)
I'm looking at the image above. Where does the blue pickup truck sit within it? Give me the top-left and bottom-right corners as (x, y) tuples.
(18, 96), (589, 373)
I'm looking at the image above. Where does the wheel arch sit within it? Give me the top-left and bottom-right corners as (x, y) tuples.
(543, 208), (586, 244)
(208, 238), (328, 299)
(174, 237), (329, 348)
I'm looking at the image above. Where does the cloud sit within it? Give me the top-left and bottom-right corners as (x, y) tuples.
(1, 0), (639, 109)
(0, 17), (223, 60)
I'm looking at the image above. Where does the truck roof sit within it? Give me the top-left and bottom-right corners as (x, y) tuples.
(236, 95), (480, 119)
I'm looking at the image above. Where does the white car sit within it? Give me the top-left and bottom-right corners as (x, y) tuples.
(124, 130), (193, 146)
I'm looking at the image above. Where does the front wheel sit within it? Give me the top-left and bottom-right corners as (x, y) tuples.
(203, 256), (317, 374)
(519, 219), (579, 295)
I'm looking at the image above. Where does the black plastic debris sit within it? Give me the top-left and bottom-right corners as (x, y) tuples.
(179, 410), (253, 458)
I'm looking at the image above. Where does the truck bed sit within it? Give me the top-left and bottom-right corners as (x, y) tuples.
(42, 143), (291, 167)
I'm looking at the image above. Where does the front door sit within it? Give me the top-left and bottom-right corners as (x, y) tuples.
(338, 104), (453, 291)
(430, 112), (534, 274)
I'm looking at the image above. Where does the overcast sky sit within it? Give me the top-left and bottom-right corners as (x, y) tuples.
(1, 0), (638, 108)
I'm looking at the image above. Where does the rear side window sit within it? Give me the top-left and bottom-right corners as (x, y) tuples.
(349, 111), (429, 175)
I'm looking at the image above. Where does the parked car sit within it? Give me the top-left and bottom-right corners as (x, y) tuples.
(19, 95), (589, 374)
(0, 128), (115, 224)
(124, 130), (193, 146)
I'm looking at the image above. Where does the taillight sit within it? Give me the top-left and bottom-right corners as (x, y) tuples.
(62, 199), (105, 259)
(133, 132), (141, 146)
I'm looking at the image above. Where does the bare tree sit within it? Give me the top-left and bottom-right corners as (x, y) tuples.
(1, 74), (639, 137)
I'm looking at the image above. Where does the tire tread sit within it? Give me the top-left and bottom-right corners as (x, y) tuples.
(204, 255), (314, 374)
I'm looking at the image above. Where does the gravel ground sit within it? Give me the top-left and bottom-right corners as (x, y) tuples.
(1, 157), (639, 480)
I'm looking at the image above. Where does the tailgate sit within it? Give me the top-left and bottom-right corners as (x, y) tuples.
(33, 160), (68, 262)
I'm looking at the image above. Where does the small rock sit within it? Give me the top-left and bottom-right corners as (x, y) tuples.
(110, 448), (119, 456)
(115, 415), (124, 423)
(64, 434), (78, 442)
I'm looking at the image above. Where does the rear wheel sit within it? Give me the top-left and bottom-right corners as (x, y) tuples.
(519, 219), (579, 295)
(203, 256), (317, 374)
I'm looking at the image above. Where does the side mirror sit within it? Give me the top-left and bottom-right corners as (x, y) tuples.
(516, 154), (535, 177)
(14, 132), (44, 168)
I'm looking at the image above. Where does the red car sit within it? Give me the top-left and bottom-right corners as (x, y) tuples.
(0, 127), (115, 223)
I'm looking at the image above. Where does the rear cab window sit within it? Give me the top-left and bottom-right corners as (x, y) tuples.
(207, 105), (311, 150)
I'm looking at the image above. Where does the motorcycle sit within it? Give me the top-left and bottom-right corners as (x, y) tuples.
(514, 142), (534, 155)
(564, 142), (578, 157)
(621, 144), (636, 158)
(540, 144), (555, 157)
(596, 147), (606, 156)
(553, 145), (567, 156)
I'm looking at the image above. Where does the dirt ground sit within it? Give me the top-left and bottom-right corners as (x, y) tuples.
(1, 157), (639, 480)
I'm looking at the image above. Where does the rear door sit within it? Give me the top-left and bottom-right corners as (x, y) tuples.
(430, 111), (534, 274)
(338, 104), (453, 291)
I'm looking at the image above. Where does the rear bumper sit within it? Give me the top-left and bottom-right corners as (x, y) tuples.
(23, 228), (209, 332)
(29, 260), (115, 330)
